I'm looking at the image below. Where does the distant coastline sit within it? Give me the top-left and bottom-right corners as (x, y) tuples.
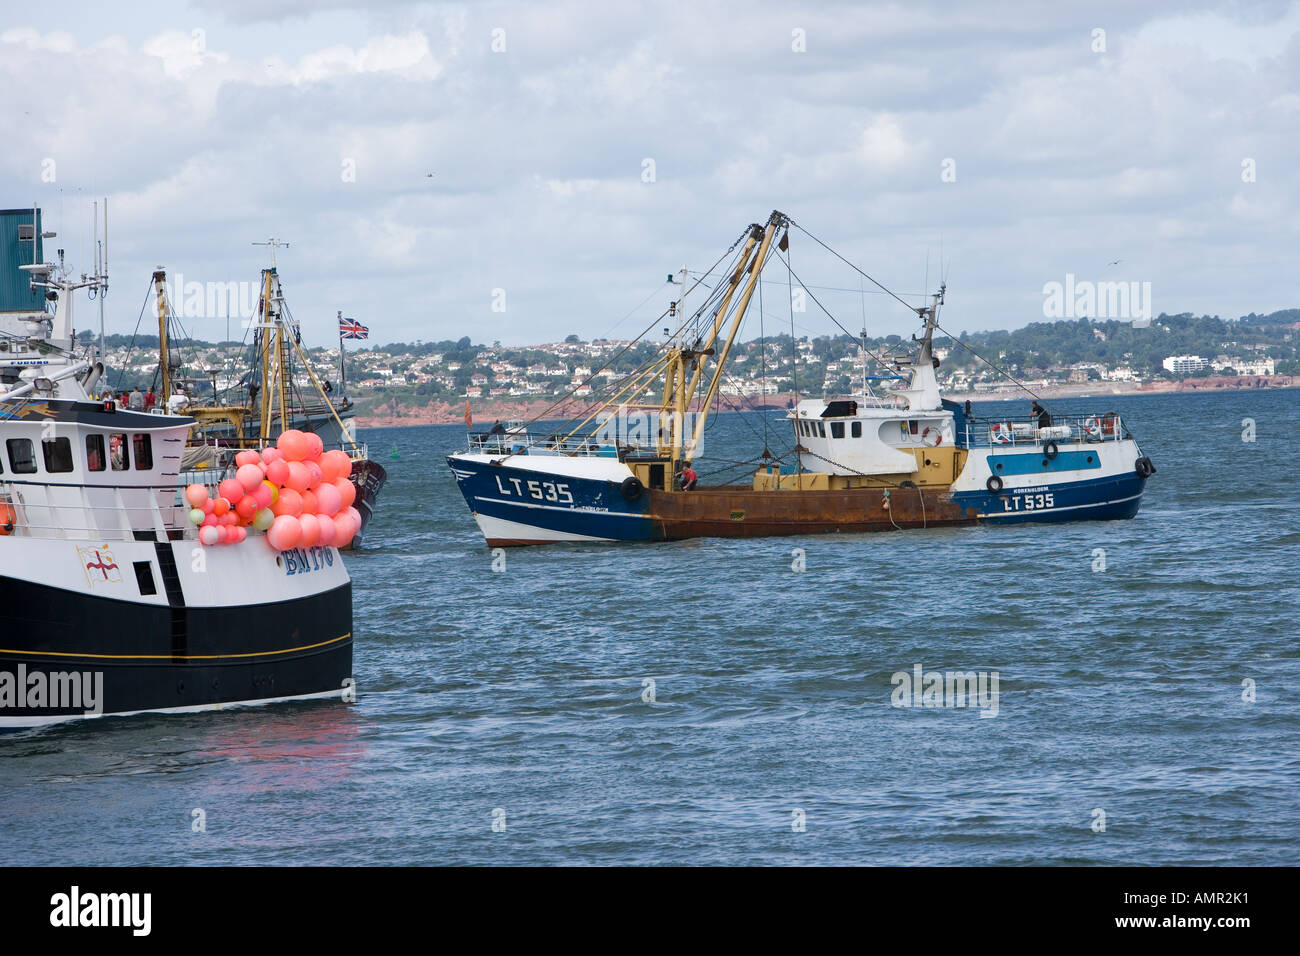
(355, 374), (1297, 427)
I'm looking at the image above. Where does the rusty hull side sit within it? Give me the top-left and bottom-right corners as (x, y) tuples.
(645, 484), (977, 540)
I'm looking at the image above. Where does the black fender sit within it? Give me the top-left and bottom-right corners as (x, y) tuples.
(620, 476), (645, 501)
(986, 474), (1004, 494)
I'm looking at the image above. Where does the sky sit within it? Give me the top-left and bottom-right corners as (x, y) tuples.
(2, 0), (1298, 348)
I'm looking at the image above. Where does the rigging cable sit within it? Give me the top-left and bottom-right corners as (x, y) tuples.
(109, 281), (158, 395)
(934, 321), (1043, 403)
(516, 227), (750, 437)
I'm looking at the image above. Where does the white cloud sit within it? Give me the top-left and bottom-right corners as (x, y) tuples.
(0, 1), (1297, 346)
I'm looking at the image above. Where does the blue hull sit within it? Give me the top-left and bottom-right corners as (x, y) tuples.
(448, 455), (1148, 544)
(952, 471), (1146, 523)
(447, 456), (655, 542)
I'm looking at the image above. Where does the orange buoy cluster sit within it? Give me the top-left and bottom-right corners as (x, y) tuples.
(185, 429), (360, 550)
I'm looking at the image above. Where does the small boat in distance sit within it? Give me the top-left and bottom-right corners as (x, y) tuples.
(151, 243), (387, 548)
(447, 210), (1156, 546)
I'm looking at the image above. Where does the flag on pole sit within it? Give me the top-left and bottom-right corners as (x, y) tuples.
(338, 316), (368, 339)
(464, 401), (472, 429)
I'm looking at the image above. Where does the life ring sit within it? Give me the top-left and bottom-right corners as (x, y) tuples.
(0, 503), (14, 535)
(986, 474), (1004, 494)
(990, 423), (1012, 444)
(1043, 440), (1059, 460)
(920, 426), (943, 447)
(620, 476), (645, 501)
(1084, 416), (1102, 440)
(1101, 412), (1119, 436)
(1135, 457), (1155, 478)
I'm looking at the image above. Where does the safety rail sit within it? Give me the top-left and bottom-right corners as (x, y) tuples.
(960, 414), (1129, 448)
(0, 478), (194, 542)
(467, 431), (625, 457)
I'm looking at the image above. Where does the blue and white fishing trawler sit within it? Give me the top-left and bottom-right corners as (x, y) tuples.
(447, 210), (1156, 546)
(0, 206), (354, 730)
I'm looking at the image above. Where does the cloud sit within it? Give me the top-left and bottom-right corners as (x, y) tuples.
(1, 1), (1297, 346)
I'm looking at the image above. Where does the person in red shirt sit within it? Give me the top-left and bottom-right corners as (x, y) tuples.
(144, 386), (157, 409)
(676, 463), (699, 491)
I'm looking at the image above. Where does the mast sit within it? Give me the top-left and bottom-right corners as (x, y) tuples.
(888, 282), (945, 412)
(275, 277), (288, 432)
(153, 268), (170, 404)
(257, 268), (274, 435)
(686, 211), (786, 457)
(337, 309), (346, 397)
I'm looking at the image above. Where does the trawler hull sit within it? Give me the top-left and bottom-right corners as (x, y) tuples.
(0, 537), (353, 730)
(448, 452), (1148, 546)
(349, 457), (388, 549)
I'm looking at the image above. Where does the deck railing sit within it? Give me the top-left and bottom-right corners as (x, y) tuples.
(467, 431), (625, 457)
(960, 414), (1129, 449)
(0, 479), (192, 542)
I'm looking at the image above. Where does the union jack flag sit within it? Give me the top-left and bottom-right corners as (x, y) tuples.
(339, 317), (368, 339)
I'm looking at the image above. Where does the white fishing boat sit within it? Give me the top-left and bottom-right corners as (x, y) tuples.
(0, 206), (354, 730)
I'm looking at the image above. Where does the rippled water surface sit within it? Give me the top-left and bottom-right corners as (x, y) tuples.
(2, 390), (1297, 865)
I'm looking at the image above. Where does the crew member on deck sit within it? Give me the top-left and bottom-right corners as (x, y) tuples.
(1030, 401), (1051, 429)
(489, 420), (507, 435)
(144, 386), (157, 410)
(676, 463), (699, 491)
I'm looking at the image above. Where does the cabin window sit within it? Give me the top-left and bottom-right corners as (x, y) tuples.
(109, 433), (129, 470)
(41, 437), (74, 473)
(85, 434), (106, 472)
(831, 422), (845, 439)
(817, 422), (825, 438)
(909, 420), (919, 434)
(132, 434), (153, 470)
(6, 438), (37, 474)
(801, 421), (810, 437)
(851, 422), (862, 438)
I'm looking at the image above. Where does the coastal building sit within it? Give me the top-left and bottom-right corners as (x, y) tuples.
(1162, 354), (1209, 374)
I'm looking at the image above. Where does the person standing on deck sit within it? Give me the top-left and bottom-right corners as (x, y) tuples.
(1030, 401), (1051, 429)
(128, 386), (144, 411)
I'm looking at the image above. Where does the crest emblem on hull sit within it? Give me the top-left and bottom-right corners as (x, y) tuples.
(78, 545), (123, 587)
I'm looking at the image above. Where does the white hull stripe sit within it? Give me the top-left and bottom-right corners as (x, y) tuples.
(474, 513), (614, 543)
(471, 495), (646, 519)
(978, 491), (1143, 518)
(0, 686), (350, 730)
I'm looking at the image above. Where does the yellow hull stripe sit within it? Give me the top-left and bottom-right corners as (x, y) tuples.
(0, 633), (351, 662)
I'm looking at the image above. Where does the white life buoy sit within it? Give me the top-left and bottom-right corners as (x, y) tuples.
(990, 423), (1012, 444)
(1084, 416), (1102, 439)
(920, 426), (943, 446)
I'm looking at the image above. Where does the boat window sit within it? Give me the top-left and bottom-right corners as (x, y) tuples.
(85, 434), (106, 472)
(109, 433), (129, 470)
(852, 422), (862, 438)
(7, 438), (37, 474)
(909, 420), (919, 434)
(831, 422), (845, 439)
(133, 434), (153, 470)
(41, 437), (74, 473)
(817, 422), (825, 438)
